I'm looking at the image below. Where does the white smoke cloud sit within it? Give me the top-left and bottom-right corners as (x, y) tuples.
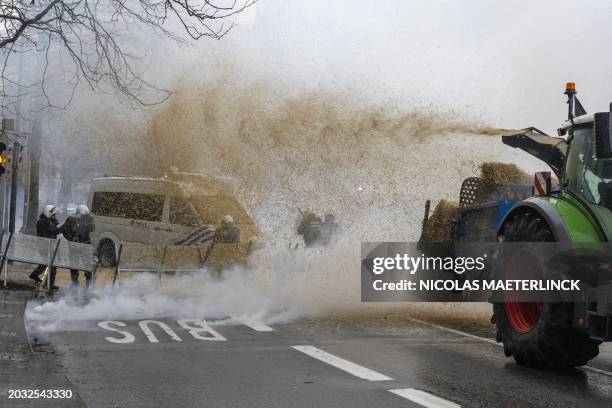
(25, 236), (360, 331)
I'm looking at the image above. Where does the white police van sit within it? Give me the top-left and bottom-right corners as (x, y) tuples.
(88, 173), (260, 266)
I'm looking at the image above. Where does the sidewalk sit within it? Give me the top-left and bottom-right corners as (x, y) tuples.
(0, 280), (86, 407)
(2, 265), (36, 291)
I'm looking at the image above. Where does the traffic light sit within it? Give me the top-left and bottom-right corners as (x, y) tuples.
(0, 142), (7, 176)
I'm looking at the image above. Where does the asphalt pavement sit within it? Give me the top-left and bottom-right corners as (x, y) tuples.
(13, 308), (612, 408)
(0, 289), (87, 408)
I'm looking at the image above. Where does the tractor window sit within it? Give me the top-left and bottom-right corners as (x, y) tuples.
(566, 128), (595, 202)
(566, 126), (612, 210)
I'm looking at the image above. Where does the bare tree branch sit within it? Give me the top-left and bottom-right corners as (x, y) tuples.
(0, 0), (256, 113)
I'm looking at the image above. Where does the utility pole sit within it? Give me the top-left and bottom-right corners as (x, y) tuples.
(8, 141), (20, 233)
(25, 115), (41, 234)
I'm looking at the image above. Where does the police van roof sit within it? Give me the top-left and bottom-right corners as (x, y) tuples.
(91, 175), (233, 196)
(93, 176), (174, 183)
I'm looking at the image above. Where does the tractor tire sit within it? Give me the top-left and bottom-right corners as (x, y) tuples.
(98, 240), (117, 268)
(492, 210), (600, 369)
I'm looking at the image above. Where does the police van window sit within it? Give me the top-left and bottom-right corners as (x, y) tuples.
(92, 192), (164, 221)
(169, 197), (199, 226)
(189, 195), (250, 225)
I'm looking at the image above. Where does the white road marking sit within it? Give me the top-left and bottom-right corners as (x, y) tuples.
(177, 319), (226, 341)
(98, 320), (230, 343)
(407, 317), (612, 378)
(0, 313), (14, 318)
(98, 321), (136, 344)
(292, 345), (393, 381)
(389, 388), (461, 408)
(232, 315), (274, 332)
(138, 320), (182, 343)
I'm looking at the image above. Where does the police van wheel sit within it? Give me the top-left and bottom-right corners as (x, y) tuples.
(98, 240), (117, 267)
(492, 211), (599, 369)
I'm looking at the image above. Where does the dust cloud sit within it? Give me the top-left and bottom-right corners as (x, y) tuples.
(29, 79), (531, 330)
(136, 79), (515, 240)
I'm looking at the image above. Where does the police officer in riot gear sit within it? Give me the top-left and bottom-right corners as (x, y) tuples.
(29, 204), (62, 289)
(62, 207), (78, 242)
(214, 215), (240, 243)
(297, 211), (338, 247)
(61, 207), (81, 288)
(297, 211), (322, 247)
(66, 205), (95, 289)
(319, 213), (338, 246)
(75, 205), (95, 244)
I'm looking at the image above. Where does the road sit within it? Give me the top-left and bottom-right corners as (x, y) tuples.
(18, 310), (612, 408)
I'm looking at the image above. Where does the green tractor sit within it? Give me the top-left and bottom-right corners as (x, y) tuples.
(421, 83), (612, 369)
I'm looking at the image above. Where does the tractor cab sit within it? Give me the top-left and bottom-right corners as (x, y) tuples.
(560, 114), (612, 239)
(500, 84), (612, 241)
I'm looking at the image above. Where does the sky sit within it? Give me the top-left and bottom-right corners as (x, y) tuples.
(152, 0), (612, 133)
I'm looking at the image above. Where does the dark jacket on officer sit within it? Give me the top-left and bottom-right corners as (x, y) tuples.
(37, 213), (60, 239)
(297, 212), (322, 247)
(60, 216), (79, 242)
(76, 214), (95, 244)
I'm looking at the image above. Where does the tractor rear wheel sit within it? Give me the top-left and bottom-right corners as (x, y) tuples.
(492, 210), (599, 369)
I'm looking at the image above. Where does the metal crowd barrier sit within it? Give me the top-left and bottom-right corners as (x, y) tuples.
(0, 230), (260, 290)
(0, 231), (96, 290)
(112, 241), (260, 286)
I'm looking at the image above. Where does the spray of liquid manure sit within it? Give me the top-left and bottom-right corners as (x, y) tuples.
(28, 79), (518, 329)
